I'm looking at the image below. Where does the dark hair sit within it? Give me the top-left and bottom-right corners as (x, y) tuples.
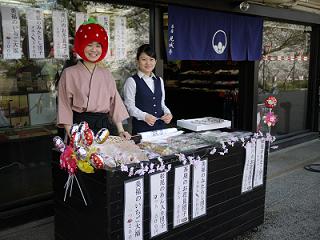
(136, 44), (157, 60)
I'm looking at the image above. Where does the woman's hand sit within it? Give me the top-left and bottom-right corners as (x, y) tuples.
(115, 122), (131, 140)
(161, 113), (173, 124)
(145, 114), (157, 126)
(64, 124), (72, 138)
(119, 131), (131, 140)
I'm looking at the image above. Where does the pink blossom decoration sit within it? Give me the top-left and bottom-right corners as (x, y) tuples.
(263, 111), (278, 127)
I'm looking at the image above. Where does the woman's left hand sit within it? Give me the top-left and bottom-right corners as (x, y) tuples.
(161, 113), (173, 124)
(119, 131), (131, 140)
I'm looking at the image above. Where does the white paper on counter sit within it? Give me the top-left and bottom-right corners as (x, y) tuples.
(114, 16), (126, 59)
(173, 164), (190, 228)
(139, 128), (178, 139)
(1, 7), (21, 59)
(192, 159), (208, 219)
(150, 172), (168, 238)
(124, 177), (144, 240)
(253, 138), (266, 187)
(26, 8), (45, 59)
(52, 10), (69, 59)
(241, 141), (256, 193)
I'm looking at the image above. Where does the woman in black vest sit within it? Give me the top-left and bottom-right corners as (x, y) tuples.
(123, 44), (173, 135)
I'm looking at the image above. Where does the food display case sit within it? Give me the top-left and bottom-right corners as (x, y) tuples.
(165, 61), (240, 127)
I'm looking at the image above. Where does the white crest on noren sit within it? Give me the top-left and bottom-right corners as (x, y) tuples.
(212, 30), (227, 54)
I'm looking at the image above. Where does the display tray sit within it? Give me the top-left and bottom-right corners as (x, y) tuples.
(177, 117), (231, 131)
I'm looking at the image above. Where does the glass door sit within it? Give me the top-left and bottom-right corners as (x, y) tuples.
(258, 21), (311, 137)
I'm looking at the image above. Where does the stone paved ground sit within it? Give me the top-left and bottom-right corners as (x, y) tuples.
(1, 140), (320, 240)
(235, 139), (320, 240)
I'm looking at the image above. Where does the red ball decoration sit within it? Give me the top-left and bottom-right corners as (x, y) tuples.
(78, 121), (89, 134)
(90, 153), (105, 169)
(264, 96), (277, 109)
(70, 132), (81, 148)
(83, 129), (94, 146)
(69, 124), (79, 136)
(60, 146), (77, 174)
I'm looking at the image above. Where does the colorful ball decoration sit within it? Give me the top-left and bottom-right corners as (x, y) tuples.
(60, 146), (77, 174)
(69, 124), (79, 136)
(90, 153), (105, 169)
(70, 131), (81, 148)
(95, 128), (110, 144)
(78, 121), (89, 134)
(55, 121), (114, 175)
(264, 96), (277, 109)
(263, 112), (278, 127)
(53, 136), (65, 152)
(76, 146), (88, 160)
(82, 129), (94, 146)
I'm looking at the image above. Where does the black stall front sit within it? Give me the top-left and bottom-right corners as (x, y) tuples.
(52, 132), (268, 240)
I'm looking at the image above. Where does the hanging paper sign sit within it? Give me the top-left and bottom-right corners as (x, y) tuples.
(241, 142), (256, 193)
(52, 10), (69, 59)
(124, 177), (144, 240)
(173, 164), (190, 228)
(75, 12), (88, 31)
(74, 12), (88, 60)
(114, 16), (126, 60)
(149, 172), (168, 238)
(97, 15), (112, 59)
(1, 7), (21, 59)
(192, 159), (208, 219)
(97, 15), (110, 37)
(253, 138), (266, 187)
(26, 8), (45, 59)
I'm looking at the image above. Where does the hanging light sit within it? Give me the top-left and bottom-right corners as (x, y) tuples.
(239, 1), (250, 12)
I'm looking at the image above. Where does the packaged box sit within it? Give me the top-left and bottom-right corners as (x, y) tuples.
(177, 117), (231, 131)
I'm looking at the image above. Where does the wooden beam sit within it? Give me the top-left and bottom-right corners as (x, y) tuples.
(154, 0), (320, 24)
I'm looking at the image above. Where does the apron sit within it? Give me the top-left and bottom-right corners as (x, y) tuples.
(73, 111), (117, 135)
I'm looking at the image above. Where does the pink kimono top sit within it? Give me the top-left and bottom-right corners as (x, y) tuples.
(57, 61), (129, 127)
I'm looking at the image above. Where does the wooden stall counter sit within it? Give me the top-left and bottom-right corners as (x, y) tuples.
(52, 137), (268, 240)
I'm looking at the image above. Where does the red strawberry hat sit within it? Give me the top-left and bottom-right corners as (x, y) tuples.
(74, 18), (108, 63)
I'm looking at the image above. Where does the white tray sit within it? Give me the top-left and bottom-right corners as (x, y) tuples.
(177, 117), (231, 132)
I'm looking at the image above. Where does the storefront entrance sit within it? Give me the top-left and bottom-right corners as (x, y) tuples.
(258, 21), (312, 138)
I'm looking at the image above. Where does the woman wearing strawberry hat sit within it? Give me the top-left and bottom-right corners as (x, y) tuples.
(57, 18), (131, 139)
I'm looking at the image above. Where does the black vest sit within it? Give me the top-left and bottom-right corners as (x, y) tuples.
(131, 74), (164, 134)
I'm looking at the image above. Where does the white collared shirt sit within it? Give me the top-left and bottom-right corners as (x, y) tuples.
(123, 70), (171, 121)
